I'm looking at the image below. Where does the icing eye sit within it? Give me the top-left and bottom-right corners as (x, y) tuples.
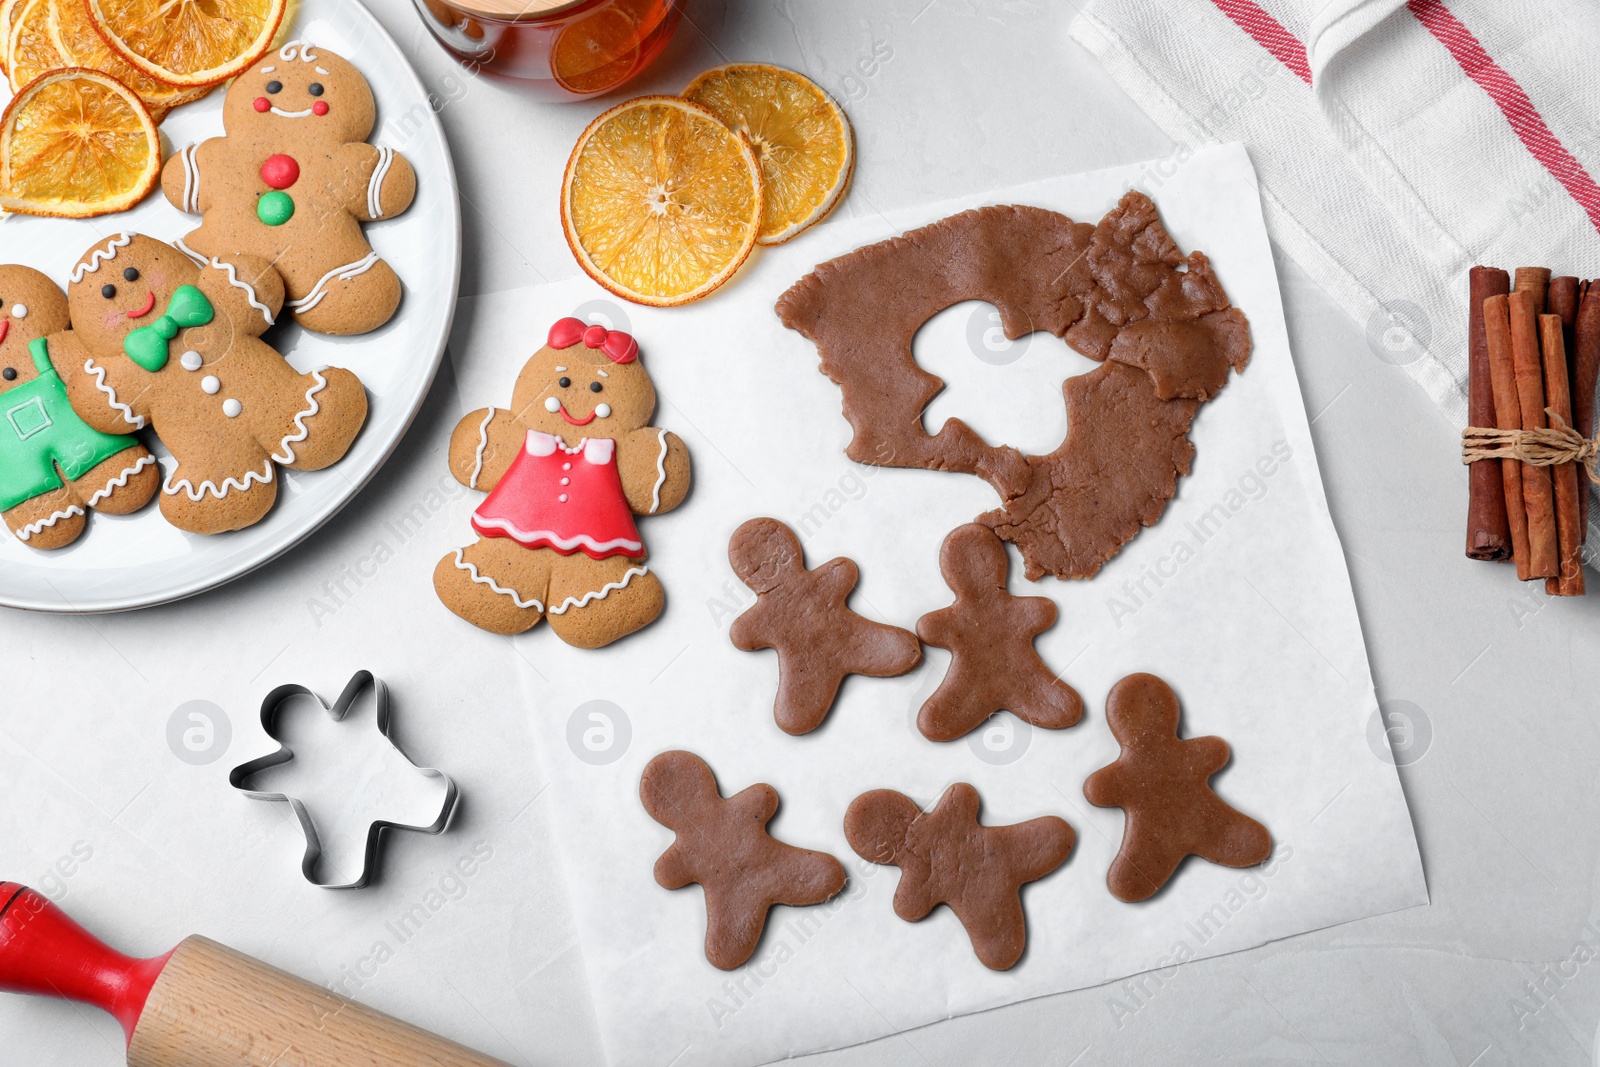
(122, 267), (139, 281)
(589, 381), (602, 393)
(308, 83), (324, 96)
(557, 376), (571, 388)
(2, 368), (15, 381)
(265, 80), (282, 93)
(101, 284), (116, 299)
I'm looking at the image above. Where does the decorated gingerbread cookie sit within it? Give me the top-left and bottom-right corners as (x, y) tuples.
(434, 317), (691, 646)
(161, 42), (416, 336)
(844, 783), (1074, 970)
(915, 523), (1082, 741)
(641, 750), (846, 970)
(1083, 673), (1272, 902)
(52, 234), (369, 535)
(728, 517), (922, 735)
(0, 266), (158, 549)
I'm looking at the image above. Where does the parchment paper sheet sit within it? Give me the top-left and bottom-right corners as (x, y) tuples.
(444, 143), (1429, 1066)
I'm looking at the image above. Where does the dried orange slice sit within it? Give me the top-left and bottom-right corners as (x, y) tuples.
(0, 67), (160, 216)
(561, 95), (764, 307)
(85, 0), (286, 88)
(50, 0), (211, 120)
(6, 0), (64, 91)
(0, 0), (19, 76)
(551, 0), (643, 96)
(682, 63), (852, 245)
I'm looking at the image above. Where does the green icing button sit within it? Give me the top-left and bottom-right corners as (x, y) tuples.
(257, 190), (295, 226)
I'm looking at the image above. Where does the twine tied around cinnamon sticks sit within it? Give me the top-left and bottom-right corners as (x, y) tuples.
(1461, 410), (1600, 484)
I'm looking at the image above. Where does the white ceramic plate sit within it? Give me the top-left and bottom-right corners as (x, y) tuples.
(0, 0), (459, 612)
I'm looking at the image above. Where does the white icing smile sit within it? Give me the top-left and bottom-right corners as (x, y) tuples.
(270, 106), (314, 118)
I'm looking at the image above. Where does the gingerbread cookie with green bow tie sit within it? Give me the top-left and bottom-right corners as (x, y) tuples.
(0, 265), (159, 549)
(52, 234), (369, 534)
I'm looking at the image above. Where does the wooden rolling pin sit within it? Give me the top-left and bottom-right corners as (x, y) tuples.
(0, 882), (511, 1067)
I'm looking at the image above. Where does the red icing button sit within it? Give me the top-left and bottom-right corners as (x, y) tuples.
(312, 100), (330, 116)
(252, 96), (271, 112)
(260, 154), (299, 190)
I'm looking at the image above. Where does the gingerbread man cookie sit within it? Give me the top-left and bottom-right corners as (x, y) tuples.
(435, 317), (691, 646)
(641, 750), (846, 970)
(1083, 673), (1272, 902)
(915, 523), (1082, 742)
(53, 234), (369, 535)
(844, 783), (1074, 970)
(161, 42), (416, 335)
(0, 266), (158, 548)
(728, 517), (922, 735)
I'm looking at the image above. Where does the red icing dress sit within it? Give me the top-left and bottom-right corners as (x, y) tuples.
(472, 431), (643, 560)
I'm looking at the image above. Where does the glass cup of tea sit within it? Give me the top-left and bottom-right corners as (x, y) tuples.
(412, 0), (685, 99)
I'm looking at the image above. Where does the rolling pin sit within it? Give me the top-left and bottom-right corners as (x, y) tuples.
(0, 882), (511, 1067)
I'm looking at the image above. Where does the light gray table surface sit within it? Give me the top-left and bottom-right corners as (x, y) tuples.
(10, 1), (1600, 1064)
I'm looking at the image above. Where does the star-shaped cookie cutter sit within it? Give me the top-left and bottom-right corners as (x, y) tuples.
(227, 670), (460, 890)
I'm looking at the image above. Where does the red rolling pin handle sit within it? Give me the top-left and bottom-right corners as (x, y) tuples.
(0, 882), (173, 1042)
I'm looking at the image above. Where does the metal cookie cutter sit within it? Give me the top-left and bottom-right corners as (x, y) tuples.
(227, 670), (460, 890)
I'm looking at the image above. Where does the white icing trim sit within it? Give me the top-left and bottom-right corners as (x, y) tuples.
(286, 252), (380, 313)
(207, 256), (275, 326)
(85, 453), (155, 507)
(260, 65), (275, 73)
(468, 409), (494, 489)
(469, 514), (642, 556)
(162, 371), (327, 500)
(83, 358), (145, 429)
(269, 106), (314, 119)
(596, 369), (609, 378)
(278, 41), (319, 62)
(367, 146), (394, 219)
(314, 66), (329, 75)
(173, 237), (207, 267)
(452, 548), (542, 611)
(582, 438), (614, 464)
(650, 428), (668, 513)
(548, 566), (649, 615)
(15, 505), (83, 541)
(179, 144), (200, 213)
(70, 234), (130, 282)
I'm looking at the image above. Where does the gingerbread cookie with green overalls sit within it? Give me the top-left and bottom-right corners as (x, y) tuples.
(0, 265), (158, 549)
(435, 317), (691, 647)
(160, 42), (416, 336)
(53, 234), (368, 535)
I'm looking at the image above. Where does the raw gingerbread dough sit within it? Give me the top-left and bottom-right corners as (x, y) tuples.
(728, 517), (921, 734)
(915, 523), (1082, 742)
(641, 750), (846, 970)
(1083, 672), (1272, 902)
(775, 192), (1251, 580)
(844, 783), (1074, 970)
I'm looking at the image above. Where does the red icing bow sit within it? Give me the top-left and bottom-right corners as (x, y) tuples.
(547, 317), (639, 364)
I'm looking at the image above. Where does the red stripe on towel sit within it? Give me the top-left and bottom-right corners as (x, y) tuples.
(1208, 0), (1313, 84)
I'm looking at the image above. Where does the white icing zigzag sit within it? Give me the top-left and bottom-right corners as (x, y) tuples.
(650, 428), (668, 513)
(279, 41), (319, 62)
(367, 146), (394, 219)
(548, 566), (649, 615)
(86, 453), (156, 507)
(70, 234), (131, 283)
(452, 548), (543, 610)
(173, 237), (207, 267)
(84, 357), (145, 429)
(469, 408), (494, 489)
(163, 371), (327, 500)
(15, 506), (83, 541)
(287, 252), (380, 313)
(179, 145), (201, 214)
(206, 256), (275, 327)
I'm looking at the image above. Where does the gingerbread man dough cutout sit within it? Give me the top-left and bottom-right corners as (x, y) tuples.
(915, 523), (1083, 741)
(54, 234), (369, 535)
(0, 266), (158, 548)
(641, 750), (846, 970)
(1083, 673), (1273, 902)
(844, 783), (1074, 970)
(435, 317), (691, 647)
(728, 517), (922, 735)
(162, 42), (416, 335)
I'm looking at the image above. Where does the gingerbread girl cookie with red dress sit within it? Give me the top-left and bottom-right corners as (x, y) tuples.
(160, 42), (416, 335)
(435, 317), (691, 647)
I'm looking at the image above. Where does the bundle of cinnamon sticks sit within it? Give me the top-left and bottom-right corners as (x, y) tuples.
(1465, 267), (1600, 595)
